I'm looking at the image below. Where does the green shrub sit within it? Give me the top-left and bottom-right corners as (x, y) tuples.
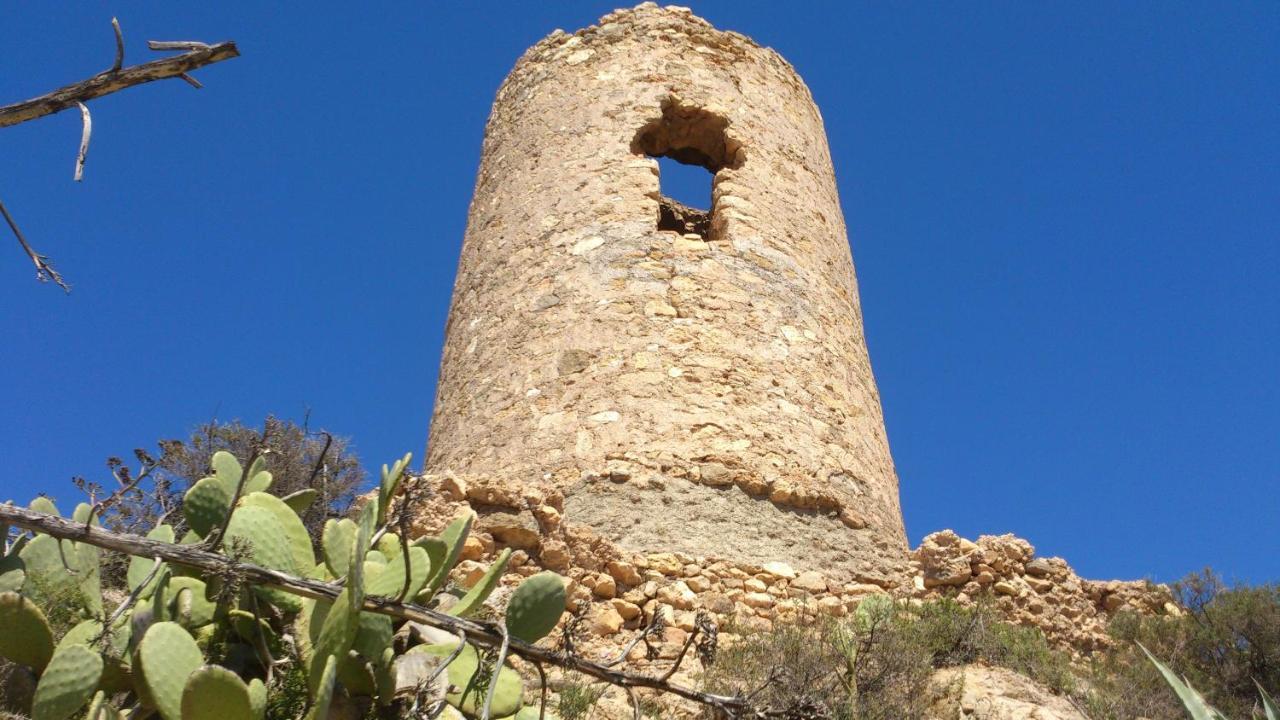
(1078, 570), (1279, 720)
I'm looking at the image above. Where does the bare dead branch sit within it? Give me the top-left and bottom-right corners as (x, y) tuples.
(179, 73), (203, 90)
(626, 686), (642, 720)
(0, 40), (238, 128)
(481, 623), (512, 720)
(74, 102), (91, 181)
(110, 18), (124, 74)
(534, 663), (549, 720)
(0, 503), (755, 715)
(148, 40), (210, 52)
(0, 198), (70, 292)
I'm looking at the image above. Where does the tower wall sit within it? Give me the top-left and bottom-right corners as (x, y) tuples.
(426, 4), (907, 582)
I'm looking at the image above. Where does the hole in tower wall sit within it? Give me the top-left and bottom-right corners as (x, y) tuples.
(632, 100), (741, 241)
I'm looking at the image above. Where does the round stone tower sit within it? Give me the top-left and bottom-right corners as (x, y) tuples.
(426, 4), (907, 582)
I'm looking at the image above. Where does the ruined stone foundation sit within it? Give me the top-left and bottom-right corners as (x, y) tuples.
(425, 3), (906, 583)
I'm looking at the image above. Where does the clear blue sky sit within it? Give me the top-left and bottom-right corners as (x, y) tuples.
(2, 3), (1276, 584)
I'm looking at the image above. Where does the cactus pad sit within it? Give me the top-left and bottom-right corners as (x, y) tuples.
(412, 537), (448, 603)
(0, 591), (54, 670)
(365, 546), (430, 600)
(71, 503), (97, 525)
(224, 505), (303, 611)
(336, 653), (377, 696)
(408, 642), (524, 718)
(280, 489), (319, 515)
(180, 665), (253, 720)
(376, 453), (412, 525)
(0, 550), (25, 593)
(506, 572), (567, 643)
(247, 678), (266, 720)
(167, 578), (217, 628)
(183, 478), (232, 538)
(136, 622), (204, 720)
(321, 519), (357, 578)
(210, 451), (269, 494)
(85, 691), (119, 720)
(237, 491), (314, 574)
(32, 644), (103, 720)
(29, 496), (60, 516)
(447, 548), (513, 618)
(127, 525), (174, 597)
(352, 612), (393, 661)
(308, 587), (359, 694)
(18, 534), (81, 609)
(422, 511), (474, 598)
(375, 533), (402, 559)
(305, 655), (337, 720)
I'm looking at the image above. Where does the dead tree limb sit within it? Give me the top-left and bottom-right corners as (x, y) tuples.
(0, 198), (69, 292)
(0, 41), (238, 128)
(74, 102), (92, 181)
(0, 503), (760, 716)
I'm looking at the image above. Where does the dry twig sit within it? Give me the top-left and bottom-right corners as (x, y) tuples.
(74, 102), (92, 181)
(0, 198), (69, 292)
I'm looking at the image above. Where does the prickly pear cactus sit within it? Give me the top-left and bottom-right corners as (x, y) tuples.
(247, 678), (266, 720)
(210, 451), (271, 495)
(308, 504), (376, 693)
(223, 505), (303, 612)
(506, 571), (567, 643)
(168, 577), (217, 628)
(321, 518), (357, 578)
(182, 478), (231, 538)
(280, 488), (319, 515)
(127, 525), (174, 598)
(31, 643), (103, 720)
(423, 511), (474, 598)
(136, 622), (204, 720)
(448, 548), (513, 618)
(0, 590), (54, 670)
(180, 665), (254, 720)
(0, 550), (25, 593)
(237, 491), (314, 573)
(376, 453), (412, 525)
(409, 642), (524, 718)
(305, 655), (337, 720)
(1, 449), (606, 720)
(365, 545), (430, 599)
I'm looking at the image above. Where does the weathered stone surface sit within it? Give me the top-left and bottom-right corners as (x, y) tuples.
(910, 531), (1175, 652)
(422, 1), (907, 582)
(475, 507), (542, 551)
(927, 665), (1086, 720)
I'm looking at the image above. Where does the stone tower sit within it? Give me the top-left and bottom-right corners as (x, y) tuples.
(426, 4), (907, 582)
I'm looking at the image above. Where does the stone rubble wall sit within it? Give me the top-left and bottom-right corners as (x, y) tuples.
(908, 530), (1179, 653)
(407, 476), (1177, 661)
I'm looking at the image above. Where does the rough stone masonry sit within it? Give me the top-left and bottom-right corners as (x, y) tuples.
(425, 3), (907, 583)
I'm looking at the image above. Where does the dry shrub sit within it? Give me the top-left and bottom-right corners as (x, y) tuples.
(700, 597), (1073, 719)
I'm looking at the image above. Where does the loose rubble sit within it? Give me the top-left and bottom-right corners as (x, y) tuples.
(406, 475), (1177, 665)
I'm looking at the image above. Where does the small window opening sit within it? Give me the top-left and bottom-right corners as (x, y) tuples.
(633, 99), (742, 240)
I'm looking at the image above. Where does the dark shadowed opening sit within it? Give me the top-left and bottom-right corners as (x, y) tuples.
(633, 99), (741, 240)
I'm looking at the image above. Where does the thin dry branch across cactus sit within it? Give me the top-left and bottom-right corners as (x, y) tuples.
(0, 450), (770, 720)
